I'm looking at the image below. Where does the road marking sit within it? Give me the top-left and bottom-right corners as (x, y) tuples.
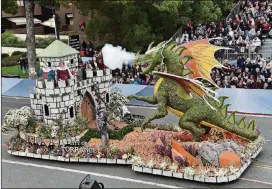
(2, 96), (29, 100)
(253, 164), (272, 170)
(239, 178), (272, 186)
(2, 159), (181, 188)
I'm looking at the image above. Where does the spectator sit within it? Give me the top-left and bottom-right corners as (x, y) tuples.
(237, 56), (245, 69)
(18, 57), (26, 74)
(251, 36), (261, 52)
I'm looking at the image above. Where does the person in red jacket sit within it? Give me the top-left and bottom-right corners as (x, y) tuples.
(262, 21), (270, 35)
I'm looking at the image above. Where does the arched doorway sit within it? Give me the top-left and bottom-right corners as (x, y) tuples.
(81, 92), (97, 129)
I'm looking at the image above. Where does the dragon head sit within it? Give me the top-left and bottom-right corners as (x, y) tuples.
(133, 41), (166, 75)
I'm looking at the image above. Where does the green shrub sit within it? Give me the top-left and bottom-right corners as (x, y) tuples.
(1, 31), (20, 44)
(2, 53), (9, 59)
(22, 52), (27, 57)
(2, 31), (68, 48)
(94, 43), (105, 50)
(80, 122), (140, 143)
(2, 55), (21, 67)
(11, 51), (24, 56)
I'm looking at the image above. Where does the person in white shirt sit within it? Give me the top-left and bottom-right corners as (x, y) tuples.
(248, 26), (256, 40)
(251, 36), (261, 52)
(266, 60), (272, 73)
(228, 28), (234, 38)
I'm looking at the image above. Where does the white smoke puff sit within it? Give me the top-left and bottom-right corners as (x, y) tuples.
(102, 44), (135, 70)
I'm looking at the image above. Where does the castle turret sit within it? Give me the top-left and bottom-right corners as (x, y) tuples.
(30, 40), (112, 129)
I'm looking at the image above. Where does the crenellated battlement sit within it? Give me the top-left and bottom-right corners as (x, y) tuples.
(30, 68), (112, 126)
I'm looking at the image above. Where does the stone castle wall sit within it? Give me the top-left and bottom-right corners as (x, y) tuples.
(30, 68), (112, 126)
(39, 54), (79, 73)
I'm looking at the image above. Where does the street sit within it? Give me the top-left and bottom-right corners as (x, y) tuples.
(1, 96), (272, 188)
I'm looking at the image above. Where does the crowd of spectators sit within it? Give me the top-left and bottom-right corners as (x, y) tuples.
(110, 64), (162, 85)
(79, 0), (272, 89)
(211, 55), (272, 89)
(179, 0), (271, 53)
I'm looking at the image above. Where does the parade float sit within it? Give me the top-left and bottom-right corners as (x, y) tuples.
(4, 39), (264, 183)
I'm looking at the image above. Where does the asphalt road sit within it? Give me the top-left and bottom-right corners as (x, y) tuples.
(1, 96), (272, 188)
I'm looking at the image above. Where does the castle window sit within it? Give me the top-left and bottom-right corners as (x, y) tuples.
(106, 93), (109, 103)
(77, 90), (82, 96)
(44, 104), (49, 116)
(47, 62), (52, 67)
(70, 107), (74, 118)
(70, 59), (74, 64)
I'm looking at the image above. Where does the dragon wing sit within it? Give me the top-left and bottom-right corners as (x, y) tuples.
(153, 71), (218, 110)
(175, 39), (230, 82)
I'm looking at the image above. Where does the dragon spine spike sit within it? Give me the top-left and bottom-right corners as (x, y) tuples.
(203, 95), (217, 111)
(166, 41), (179, 50)
(217, 96), (229, 108)
(247, 119), (256, 131)
(147, 42), (155, 51)
(238, 117), (246, 129)
(181, 55), (192, 65)
(221, 104), (231, 118)
(182, 69), (193, 76)
(209, 88), (219, 97)
(157, 41), (167, 48)
(175, 46), (186, 55)
(227, 111), (237, 125)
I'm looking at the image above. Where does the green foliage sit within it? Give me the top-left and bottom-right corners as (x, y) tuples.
(1, 31), (24, 47)
(2, 53), (9, 59)
(27, 116), (37, 133)
(36, 124), (52, 138)
(2, 55), (22, 67)
(77, 0), (230, 51)
(1, 31), (68, 48)
(80, 122), (140, 142)
(213, 0), (237, 17)
(93, 43), (106, 50)
(74, 115), (89, 130)
(11, 51), (24, 56)
(108, 147), (121, 159)
(2, 0), (19, 15)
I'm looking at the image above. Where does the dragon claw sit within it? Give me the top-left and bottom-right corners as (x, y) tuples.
(127, 95), (134, 100)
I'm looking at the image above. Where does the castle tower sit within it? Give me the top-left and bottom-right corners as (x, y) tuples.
(30, 40), (112, 129)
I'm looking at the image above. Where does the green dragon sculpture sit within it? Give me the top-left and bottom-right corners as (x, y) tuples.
(128, 40), (259, 142)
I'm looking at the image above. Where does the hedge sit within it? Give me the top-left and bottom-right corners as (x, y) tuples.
(2, 53), (9, 59)
(2, 55), (22, 67)
(11, 51), (24, 56)
(2, 31), (68, 48)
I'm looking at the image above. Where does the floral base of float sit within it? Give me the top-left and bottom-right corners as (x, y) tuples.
(131, 136), (264, 183)
(6, 123), (264, 184)
(7, 150), (133, 164)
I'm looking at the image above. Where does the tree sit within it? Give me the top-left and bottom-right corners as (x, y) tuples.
(2, 0), (19, 15)
(76, 0), (231, 52)
(24, 0), (36, 69)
